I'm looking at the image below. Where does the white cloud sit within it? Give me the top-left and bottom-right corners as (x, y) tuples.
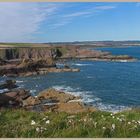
(62, 11), (92, 18)
(61, 5), (116, 19)
(0, 3), (116, 42)
(94, 6), (116, 10)
(0, 3), (59, 42)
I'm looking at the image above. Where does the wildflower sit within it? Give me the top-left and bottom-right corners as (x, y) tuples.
(89, 118), (92, 121)
(138, 121), (140, 125)
(103, 118), (106, 121)
(43, 118), (46, 121)
(119, 119), (122, 122)
(112, 124), (115, 130)
(67, 115), (75, 119)
(110, 113), (113, 116)
(31, 120), (36, 125)
(68, 120), (72, 123)
(46, 120), (50, 124)
(94, 122), (97, 128)
(102, 127), (106, 130)
(36, 127), (40, 132)
(117, 117), (120, 120)
(120, 114), (125, 117)
(134, 125), (137, 128)
(128, 122), (131, 125)
(83, 118), (87, 122)
(112, 116), (115, 119)
(101, 115), (104, 118)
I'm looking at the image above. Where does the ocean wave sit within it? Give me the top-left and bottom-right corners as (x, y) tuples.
(30, 89), (36, 93)
(0, 88), (9, 93)
(73, 63), (92, 66)
(52, 85), (131, 113)
(16, 80), (23, 83)
(52, 85), (101, 105)
(94, 102), (131, 113)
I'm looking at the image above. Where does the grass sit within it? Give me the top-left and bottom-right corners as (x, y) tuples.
(0, 108), (139, 138)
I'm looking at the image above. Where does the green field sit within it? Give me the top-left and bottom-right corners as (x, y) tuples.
(0, 108), (139, 138)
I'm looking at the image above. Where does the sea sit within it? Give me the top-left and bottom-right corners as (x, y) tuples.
(1, 46), (140, 112)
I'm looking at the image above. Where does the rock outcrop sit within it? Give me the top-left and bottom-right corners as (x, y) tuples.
(0, 80), (18, 90)
(0, 88), (30, 107)
(0, 58), (79, 77)
(0, 85), (96, 114)
(38, 88), (81, 103)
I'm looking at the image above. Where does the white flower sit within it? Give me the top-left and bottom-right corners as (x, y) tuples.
(112, 124), (115, 130)
(134, 125), (137, 128)
(102, 127), (106, 130)
(31, 120), (36, 125)
(46, 120), (50, 124)
(67, 115), (75, 119)
(128, 122), (131, 125)
(89, 118), (92, 121)
(119, 119), (122, 122)
(43, 118), (46, 121)
(117, 117), (120, 120)
(138, 121), (140, 124)
(110, 113), (113, 116)
(101, 115), (104, 118)
(83, 118), (87, 122)
(121, 114), (125, 117)
(112, 116), (115, 119)
(94, 122), (97, 128)
(36, 127), (40, 132)
(68, 120), (72, 123)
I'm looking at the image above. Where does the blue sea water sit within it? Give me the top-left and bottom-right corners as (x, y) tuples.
(0, 46), (140, 112)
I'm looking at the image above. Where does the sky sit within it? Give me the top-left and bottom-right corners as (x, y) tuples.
(0, 2), (140, 43)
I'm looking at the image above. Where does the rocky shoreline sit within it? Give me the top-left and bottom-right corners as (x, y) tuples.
(0, 58), (80, 77)
(0, 80), (96, 114)
(0, 46), (137, 77)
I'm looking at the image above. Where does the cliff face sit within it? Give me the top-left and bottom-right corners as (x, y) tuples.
(0, 47), (54, 60)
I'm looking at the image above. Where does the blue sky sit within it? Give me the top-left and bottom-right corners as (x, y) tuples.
(0, 2), (140, 42)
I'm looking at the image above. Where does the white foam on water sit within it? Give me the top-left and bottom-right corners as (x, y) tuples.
(94, 102), (131, 113)
(52, 85), (131, 113)
(119, 60), (128, 63)
(0, 88), (9, 93)
(30, 89), (36, 94)
(16, 80), (23, 83)
(52, 85), (101, 105)
(87, 76), (94, 79)
(73, 63), (92, 66)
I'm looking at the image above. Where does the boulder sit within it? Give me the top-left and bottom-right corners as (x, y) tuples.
(38, 88), (81, 103)
(47, 102), (96, 114)
(22, 96), (41, 107)
(0, 88), (31, 107)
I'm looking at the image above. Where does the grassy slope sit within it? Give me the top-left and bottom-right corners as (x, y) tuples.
(0, 109), (139, 138)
